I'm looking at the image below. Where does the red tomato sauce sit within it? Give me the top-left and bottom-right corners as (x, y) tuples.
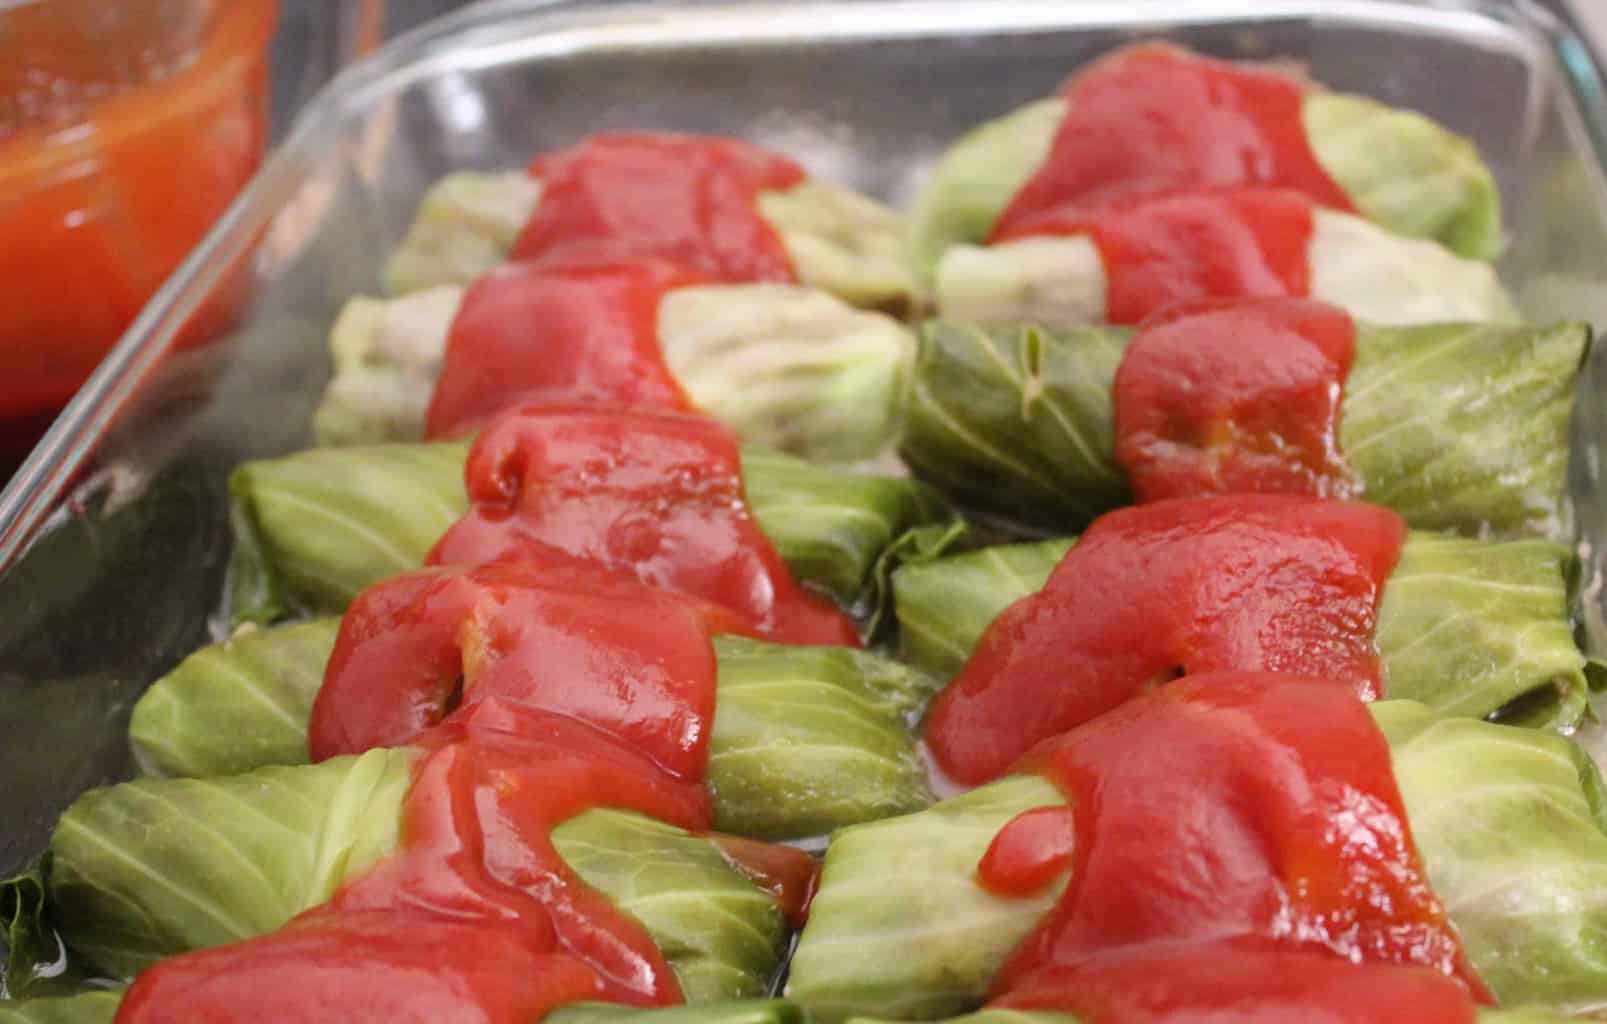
(991, 942), (1479, 1023)
(1114, 298), (1359, 501)
(710, 833), (821, 929)
(0, 0), (276, 421)
(992, 187), (1316, 325)
(991, 43), (1352, 239)
(307, 562), (753, 766)
(425, 260), (707, 440)
(125, 577), (821, 1022)
(924, 495), (1405, 785)
(121, 701), (712, 1024)
(427, 406), (860, 647)
(513, 134), (804, 283)
(976, 674), (1488, 1016)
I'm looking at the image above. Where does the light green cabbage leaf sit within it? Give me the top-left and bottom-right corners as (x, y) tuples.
(48, 761), (788, 1001)
(311, 281), (914, 461)
(0, 991), (121, 1024)
(550, 1002), (813, 1024)
(930, 211), (1517, 331)
(311, 285), (462, 446)
(228, 442), (960, 634)
(906, 82), (1501, 282)
(130, 625), (938, 841)
(382, 171), (541, 295)
(786, 706), (1607, 1020)
(1304, 92), (1502, 262)
(383, 170), (916, 313)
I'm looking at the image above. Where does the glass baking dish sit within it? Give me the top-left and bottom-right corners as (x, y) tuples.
(2, 0), (1607, 874)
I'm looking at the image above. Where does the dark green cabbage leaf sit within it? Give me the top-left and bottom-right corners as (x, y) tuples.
(901, 320), (1586, 539)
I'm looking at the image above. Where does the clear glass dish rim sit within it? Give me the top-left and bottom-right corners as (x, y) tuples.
(1, 0), (1602, 573)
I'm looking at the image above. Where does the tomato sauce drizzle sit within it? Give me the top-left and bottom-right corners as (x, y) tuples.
(425, 260), (708, 440)
(710, 834), (821, 929)
(426, 405), (860, 648)
(993, 187), (1317, 325)
(991, 43), (1353, 238)
(125, 575), (821, 1022)
(924, 495), (1405, 785)
(513, 134), (804, 283)
(991, 942), (1480, 1023)
(308, 562), (755, 765)
(121, 135), (840, 1024)
(974, 673), (1489, 1019)
(1114, 298), (1360, 501)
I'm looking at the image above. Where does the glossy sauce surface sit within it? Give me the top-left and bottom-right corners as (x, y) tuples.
(425, 260), (706, 440)
(924, 495), (1404, 784)
(1114, 298), (1359, 500)
(513, 134), (804, 282)
(978, 675), (1487, 1017)
(992, 43), (1352, 236)
(992, 942), (1479, 1023)
(308, 563), (752, 766)
(126, 575), (822, 1022)
(427, 406), (860, 647)
(122, 701), (713, 1023)
(994, 187), (1316, 325)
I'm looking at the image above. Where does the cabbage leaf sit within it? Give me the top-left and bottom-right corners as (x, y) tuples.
(901, 319), (1585, 538)
(786, 706), (1607, 1020)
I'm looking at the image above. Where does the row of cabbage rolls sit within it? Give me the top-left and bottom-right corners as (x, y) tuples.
(3, 42), (1603, 1024)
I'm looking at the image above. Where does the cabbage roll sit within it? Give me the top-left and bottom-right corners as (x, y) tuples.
(842, 1010), (1567, 1023)
(901, 319), (1585, 538)
(130, 629), (938, 840)
(931, 207), (1516, 329)
(385, 170), (916, 315)
(312, 280), (915, 460)
(892, 534), (1594, 732)
(228, 441), (960, 632)
(47, 755), (790, 1001)
(785, 704), (1607, 1020)
(907, 57), (1501, 280)
(0, 994), (811, 1024)
(0, 992), (121, 1024)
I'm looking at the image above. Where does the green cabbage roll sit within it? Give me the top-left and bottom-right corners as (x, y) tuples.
(0, 991), (121, 1024)
(47, 754), (790, 1002)
(850, 1014), (1077, 1024)
(907, 76), (1501, 281)
(785, 704), (1607, 1020)
(932, 208), (1516, 330)
(843, 1011), (1567, 1024)
(312, 280), (915, 462)
(381, 171), (543, 296)
(385, 171), (916, 314)
(0, 996), (816, 1022)
(310, 285), (462, 446)
(901, 319), (1586, 538)
(228, 441), (960, 632)
(130, 628), (938, 840)
(891, 534), (1594, 731)
(550, 1002), (814, 1024)
(0, 992), (814, 1024)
